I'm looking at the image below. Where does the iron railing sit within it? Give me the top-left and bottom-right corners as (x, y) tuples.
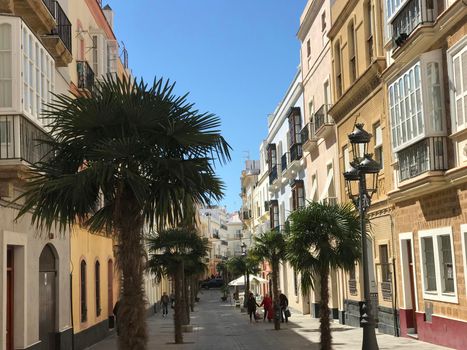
(42, 0), (55, 17)
(349, 279), (358, 296)
(381, 282), (392, 301)
(313, 104), (333, 133)
(269, 165), (278, 185)
(300, 123), (310, 143)
(77, 61), (95, 92)
(323, 197), (338, 206)
(52, 1), (72, 53)
(0, 115), (51, 164)
(398, 137), (448, 181)
(392, 0), (436, 45)
(290, 144), (302, 162)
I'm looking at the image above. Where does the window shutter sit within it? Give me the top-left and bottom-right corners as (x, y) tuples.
(106, 39), (118, 76)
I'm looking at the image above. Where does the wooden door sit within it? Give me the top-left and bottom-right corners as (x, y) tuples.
(39, 245), (56, 350)
(406, 240), (417, 333)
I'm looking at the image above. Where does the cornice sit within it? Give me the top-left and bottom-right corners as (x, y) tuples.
(328, 58), (386, 123)
(297, 0), (325, 41)
(328, 0), (358, 39)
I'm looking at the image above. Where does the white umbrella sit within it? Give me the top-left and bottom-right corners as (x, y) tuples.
(228, 274), (268, 286)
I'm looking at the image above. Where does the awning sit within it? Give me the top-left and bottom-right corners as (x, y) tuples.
(228, 275), (269, 286)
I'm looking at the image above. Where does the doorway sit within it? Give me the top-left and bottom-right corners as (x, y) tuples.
(400, 235), (417, 334)
(39, 245), (57, 350)
(108, 259), (114, 328)
(7, 247), (13, 350)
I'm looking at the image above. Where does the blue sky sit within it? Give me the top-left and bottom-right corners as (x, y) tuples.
(110, 0), (307, 212)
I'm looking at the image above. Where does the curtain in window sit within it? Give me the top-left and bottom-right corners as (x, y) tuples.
(0, 24), (12, 108)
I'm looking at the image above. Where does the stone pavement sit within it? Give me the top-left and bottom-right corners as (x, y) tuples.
(88, 289), (450, 350)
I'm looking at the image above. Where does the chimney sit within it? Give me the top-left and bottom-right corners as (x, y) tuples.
(102, 4), (114, 29)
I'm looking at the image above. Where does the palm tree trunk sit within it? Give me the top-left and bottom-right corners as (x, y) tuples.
(115, 189), (147, 350)
(190, 278), (195, 312)
(272, 260), (280, 330)
(319, 266), (331, 350)
(174, 264), (184, 344)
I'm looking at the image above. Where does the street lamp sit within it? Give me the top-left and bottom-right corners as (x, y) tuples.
(343, 123), (380, 350)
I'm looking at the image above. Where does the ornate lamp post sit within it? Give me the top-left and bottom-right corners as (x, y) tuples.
(343, 123), (380, 350)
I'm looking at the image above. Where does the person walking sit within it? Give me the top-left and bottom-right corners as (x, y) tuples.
(247, 292), (259, 323)
(160, 292), (170, 318)
(279, 292), (289, 323)
(259, 293), (273, 322)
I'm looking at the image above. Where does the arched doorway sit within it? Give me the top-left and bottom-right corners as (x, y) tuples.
(39, 245), (56, 350)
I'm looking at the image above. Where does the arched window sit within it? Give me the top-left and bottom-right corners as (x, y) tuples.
(95, 261), (101, 317)
(0, 23), (12, 108)
(348, 21), (357, 83)
(80, 260), (87, 322)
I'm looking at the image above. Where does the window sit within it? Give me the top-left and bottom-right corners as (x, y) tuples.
(334, 41), (342, 98)
(389, 50), (445, 152)
(321, 11), (326, 32)
(419, 227), (457, 302)
(288, 107), (302, 146)
(291, 180), (305, 211)
(80, 260), (87, 322)
(95, 261), (101, 317)
(310, 173), (318, 202)
(0, 23), (12, 108)
(306, 39), (311, 58)
(269, 200), (279, 230)
(106, 40), (118, 76)
(380, 245), (391, 282)
(373, 123), (383, 169)
(92, 35), (98, 75)
(348, 21), (357, 83)
(267, 144), (277, 170)
(365, 1), (374, 65)
(343, 145), (350, 172)
(448, 39), (467, 132)
(461, 225), (467, 296)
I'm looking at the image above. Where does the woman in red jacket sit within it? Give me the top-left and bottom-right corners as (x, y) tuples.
(259, 293), (273, 322)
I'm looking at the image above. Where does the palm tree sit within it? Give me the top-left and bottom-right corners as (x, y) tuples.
(226, 255), (259, 306)
(250, 231), (286, 330)
(147, 227), (208, 344)
(16, 77), (230, 350)
(287, 202), (361, 350)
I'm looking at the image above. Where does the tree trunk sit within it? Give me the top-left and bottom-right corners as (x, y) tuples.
(190, 278), (195, 312)
(174, 264), (184, 344)
(272, 260), (280, 330)
(319, 266), (331, 350)
(183, 272), (190, 325)
(115, 189), (147, 350)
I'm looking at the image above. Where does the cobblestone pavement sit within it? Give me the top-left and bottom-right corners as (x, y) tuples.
(89, 289), (450, 350)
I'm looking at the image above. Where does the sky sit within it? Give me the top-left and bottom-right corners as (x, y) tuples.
(109, 0), (308, 212)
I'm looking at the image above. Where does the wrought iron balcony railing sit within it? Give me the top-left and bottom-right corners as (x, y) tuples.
(313, 104), (333, 133)
(398, 137), (448, 182)
(300, 123), (309, 143)
(51, 1), (72, 53)
(77, 60), (95, 92)
(269, 165), (278, 185)
(43, 0), (55, 17)
(392, 0), (436, 46)
(290, 144), (302, 162)
(322, 197), (338, 206)
(0, 115), (51, 164)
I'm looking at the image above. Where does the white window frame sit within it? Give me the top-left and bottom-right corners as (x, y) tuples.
(418, 227), (458, 303)
(389, 50), (445, 152)
(461, 224), (467, 298)
(399, 232), (418, 311)
(447, 35), (467, 135)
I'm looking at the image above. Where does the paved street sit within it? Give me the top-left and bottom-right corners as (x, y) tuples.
(89, 290), (449, 350)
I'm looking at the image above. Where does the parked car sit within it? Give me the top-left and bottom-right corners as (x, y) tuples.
(200, 278), (224, 289)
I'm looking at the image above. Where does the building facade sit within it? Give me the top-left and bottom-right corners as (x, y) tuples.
(0, 0), (73, 348)
(382, 0), (467, 347)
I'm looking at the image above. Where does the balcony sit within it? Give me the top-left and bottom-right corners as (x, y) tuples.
(242, 210), (251, 221)
(398, 137), (448, 182)
(391, 0), (436, 49)
(0, 0), (56, 35)
(221, 240), (228, 246)
(301, 123), (318, 153)
(313, 104), (334, 139)
(0, 115), (51, 178)
(268, 165), (278, 186)
(40, 1), (72, 66)
(77, 61), (95, 92)
(290, 144), (302, 162)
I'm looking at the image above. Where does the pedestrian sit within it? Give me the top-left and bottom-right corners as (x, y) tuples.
(160, 292), (170, 318)
(247, 292), (259, 323)
(113, 300), (121, 335)
(259, 293), (273, 322)
(279, 292), (289, 323)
